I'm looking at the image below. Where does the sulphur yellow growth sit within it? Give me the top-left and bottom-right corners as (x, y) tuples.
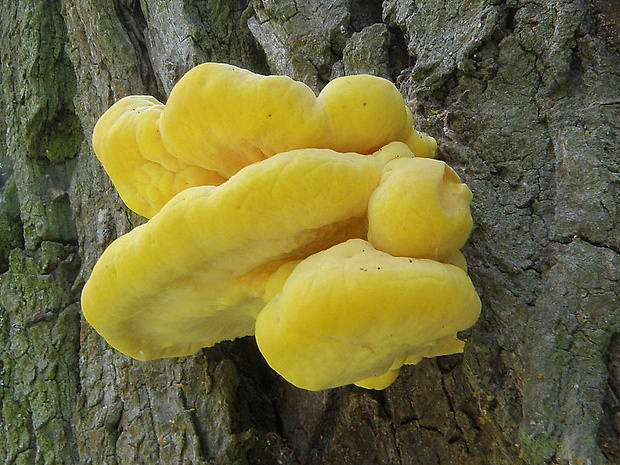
(85, 63), (480, 392)
(368, 157), (474, 261)
(81, 144), (408, 361)
(255, 239), (480, 391)
(93, 63), (436, 218)
(92, 96), (225, 218)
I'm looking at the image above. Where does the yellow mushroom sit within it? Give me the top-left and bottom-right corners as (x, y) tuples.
(255, 239), (481, 391)
(84, 63), (480, 391)
(81, 144), (409, 361)
(92, 96), (226, 218)
(368, 157), (473, 261)
(92, 63), (436, 218)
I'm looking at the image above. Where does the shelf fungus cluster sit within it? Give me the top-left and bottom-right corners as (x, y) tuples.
(82, 63), (480, 391)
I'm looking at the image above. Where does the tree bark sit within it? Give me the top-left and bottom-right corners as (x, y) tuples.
(1, 0), (618, 464)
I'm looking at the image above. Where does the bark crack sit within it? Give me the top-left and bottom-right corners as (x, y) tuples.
(113, 0), (162, 99)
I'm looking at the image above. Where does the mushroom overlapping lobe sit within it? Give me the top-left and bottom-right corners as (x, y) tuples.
(93, 63), (436, 218)
(368, 157), (474, 261)
(82, 145), (408, 361)
(255, 239), (481, 391)
(256, 154), (480, 391)
(92, 96), (226, 218)
(83, 63), (479, 390)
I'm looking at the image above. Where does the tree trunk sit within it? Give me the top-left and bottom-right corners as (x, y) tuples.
(1, 0), (619, 463)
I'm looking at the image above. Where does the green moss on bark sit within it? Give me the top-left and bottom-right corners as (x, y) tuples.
(17, 0), (83, 163)
(0, 177), (24, 272)
(342, 23), (391, 78)
(0, 243), (81, 464)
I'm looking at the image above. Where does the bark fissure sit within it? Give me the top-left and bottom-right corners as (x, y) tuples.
(114, 0), (161, 99)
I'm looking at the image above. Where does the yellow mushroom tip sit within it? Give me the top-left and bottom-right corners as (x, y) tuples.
(368, 156), (474, 260)
(354, 353), (407, 389)
(403, 129), (438, 158)
(355, 368), (402, 390)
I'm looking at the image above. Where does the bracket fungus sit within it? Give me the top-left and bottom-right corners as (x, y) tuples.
(82, 63), (480, 390)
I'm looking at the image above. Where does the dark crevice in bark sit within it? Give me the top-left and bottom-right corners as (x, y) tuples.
(348, 0), (383, 32)
(113, 0), (162, 100)
(387, 25), (410, 81)
(599, 332), (620, 462)
(505, 6), (517, 35)
(304, 388), (346, 453)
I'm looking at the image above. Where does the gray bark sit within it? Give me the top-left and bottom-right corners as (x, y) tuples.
(0, 0), (619, 464)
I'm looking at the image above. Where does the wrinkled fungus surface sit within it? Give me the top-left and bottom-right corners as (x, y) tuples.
(82, 62), (480, 390)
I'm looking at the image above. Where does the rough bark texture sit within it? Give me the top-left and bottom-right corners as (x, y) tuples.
(0, 0), (618, 464)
